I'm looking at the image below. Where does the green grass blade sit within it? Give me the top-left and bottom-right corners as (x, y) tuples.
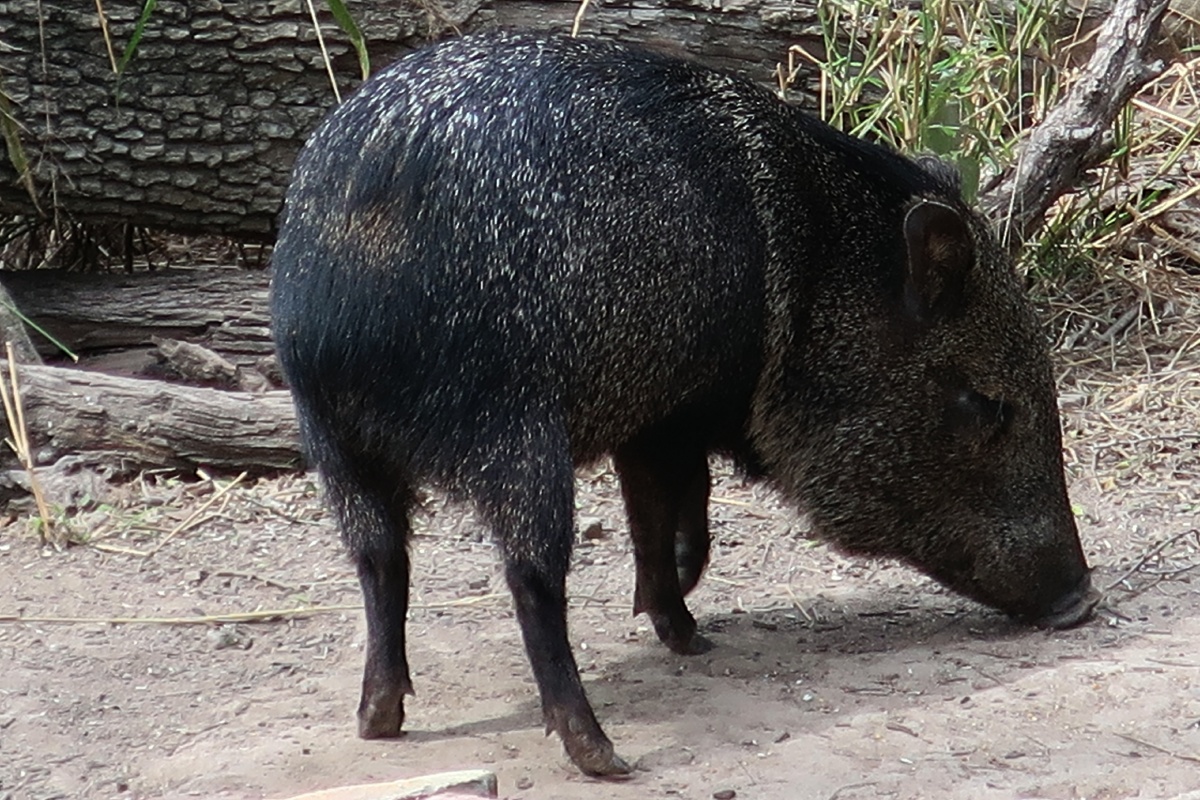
(117, 0), (159, 74)
(0, 299), (79, 362)
(325, 0), (370, 80)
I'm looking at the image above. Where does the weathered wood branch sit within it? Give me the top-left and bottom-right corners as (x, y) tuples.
(0, 268), (272, 362)
(980, 0), (1170, 244)
(11, 361), (300, 473)
(152, 336), (272, 392)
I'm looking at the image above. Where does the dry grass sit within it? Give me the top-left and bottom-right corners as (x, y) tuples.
(1044, 49), (1200, 607)
(1028, 52), (1200, 281)
(1039, 45), (1200, 515)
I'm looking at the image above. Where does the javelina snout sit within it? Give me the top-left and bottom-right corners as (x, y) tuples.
(271, 31), (1094, 776)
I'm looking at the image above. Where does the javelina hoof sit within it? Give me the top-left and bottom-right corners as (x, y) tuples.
(549, 708), (633, 776)
(562, 735), (633, 777)
(640, 604), (710, 655)
(663, 629), (714, 656)
(357, 688), (406, 739)
(683, 632), (715, 655)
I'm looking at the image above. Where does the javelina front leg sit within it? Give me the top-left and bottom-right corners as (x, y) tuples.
(321, 466), (415, 739)
(674, 455), (712, 598)
(614, 441), (712, 655)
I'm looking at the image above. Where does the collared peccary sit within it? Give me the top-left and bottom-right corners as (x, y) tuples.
(270, 31), (1098, 776)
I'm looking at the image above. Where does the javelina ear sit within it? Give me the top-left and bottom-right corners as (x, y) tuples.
(902, 200), (973, 323)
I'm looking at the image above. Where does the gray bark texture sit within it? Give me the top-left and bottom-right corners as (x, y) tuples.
(0, 0), (830, 240)
(0, 280), (40, 363)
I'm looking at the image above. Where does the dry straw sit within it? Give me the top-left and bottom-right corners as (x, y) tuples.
(0, 341), (60, 548)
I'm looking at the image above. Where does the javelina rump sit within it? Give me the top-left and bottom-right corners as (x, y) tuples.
(270, 31), (1097, 776)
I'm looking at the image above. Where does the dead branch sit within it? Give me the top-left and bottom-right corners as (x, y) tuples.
(981, 0), (1170, 243)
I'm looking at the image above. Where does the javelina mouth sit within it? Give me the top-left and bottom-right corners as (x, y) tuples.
(1031, 573), (1101, 629)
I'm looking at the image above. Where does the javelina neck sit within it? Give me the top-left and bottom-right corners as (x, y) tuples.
(742, 106), (949, 475)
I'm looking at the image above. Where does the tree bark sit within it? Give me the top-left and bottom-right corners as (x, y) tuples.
(10, 361), (300, 473)
(0, 281), (41, 364)
(0, 0), (828, 240)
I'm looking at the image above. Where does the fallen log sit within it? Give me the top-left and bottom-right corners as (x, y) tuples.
(0, 268), (272, 364)
(7, 361), (300, 477)
(0, 0), (830, 240)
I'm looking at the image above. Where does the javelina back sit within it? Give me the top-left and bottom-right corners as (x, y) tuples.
(270, 31), (1097, 776)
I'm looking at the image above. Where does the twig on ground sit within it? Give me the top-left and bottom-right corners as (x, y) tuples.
(211, 569), (304, 592)
(1102, 529), (1200, 593)
(1115, 732), (1200, 764)
(827, 782), (876, 800)
(0, 593), (522, 627)
(1095, 305), (1144, 344)
(145, 472), (246, 556)
(0, 604), (365, 626)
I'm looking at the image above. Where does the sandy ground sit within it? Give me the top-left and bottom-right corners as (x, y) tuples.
(1, 347), (1198, 800)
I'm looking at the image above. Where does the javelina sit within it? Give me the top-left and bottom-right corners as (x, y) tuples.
(270, 31), (1098, 776)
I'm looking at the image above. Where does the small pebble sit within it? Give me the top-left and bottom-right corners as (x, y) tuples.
(580, 518), (608, 540)
(516, 776), (534, 790)
(713, 790), (737, 800)
(207, 625), (251, 651)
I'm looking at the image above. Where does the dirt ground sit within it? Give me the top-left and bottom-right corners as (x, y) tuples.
(2, 336), (1199, 800)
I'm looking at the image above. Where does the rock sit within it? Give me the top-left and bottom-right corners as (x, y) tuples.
(206, 624), (252, 651)
(579, 517), (607, 541)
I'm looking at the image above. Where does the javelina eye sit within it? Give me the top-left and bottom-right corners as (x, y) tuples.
(946, 389), (1013, 443)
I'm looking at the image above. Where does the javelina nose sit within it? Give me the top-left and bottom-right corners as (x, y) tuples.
(1032, 571), (1100, 629)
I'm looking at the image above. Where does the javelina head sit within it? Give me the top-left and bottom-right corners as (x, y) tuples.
(759, 197), (1096, 628)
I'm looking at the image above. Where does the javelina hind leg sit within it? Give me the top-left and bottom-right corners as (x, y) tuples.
(484, 429), (632, 776)
(321, 464), (414, 739)
(614, 440), (713, 655)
